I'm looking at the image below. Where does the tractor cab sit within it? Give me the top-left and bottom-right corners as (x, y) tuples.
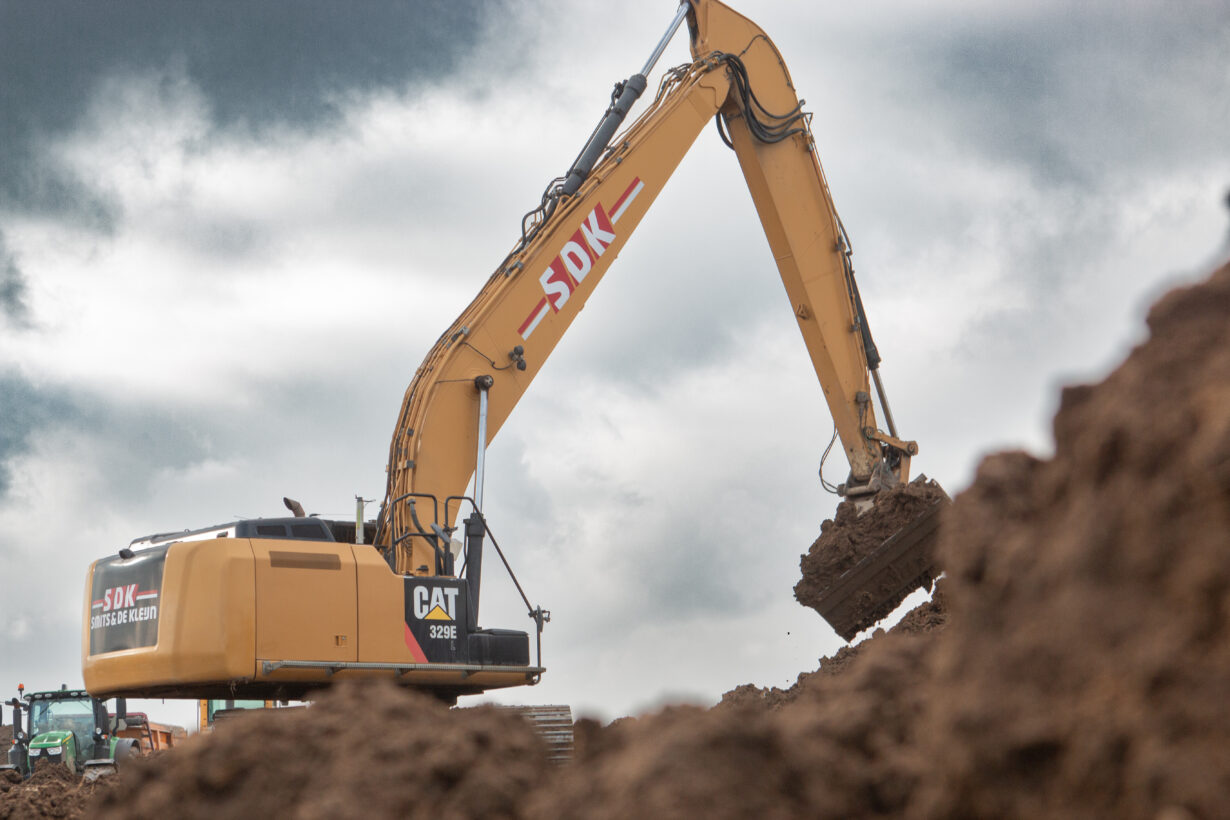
(24, 688), (109, 774)
(5, 685), (138, 779)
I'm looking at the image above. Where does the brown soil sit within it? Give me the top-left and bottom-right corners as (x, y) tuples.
(719, 579), (951, 711)
(5, 259), (1225, 819)
(538, 632), (933, 820)
(90, 680), (549, 820)
(0, 764), (108, 820)
(912, 259), (1230, 818)
(537, 260), (1230, 818)
(0, 725), (10, 745)
(794, 476), (948, 631)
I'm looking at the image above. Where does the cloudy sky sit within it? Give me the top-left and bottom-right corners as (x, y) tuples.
(1, 0), (1227, 729)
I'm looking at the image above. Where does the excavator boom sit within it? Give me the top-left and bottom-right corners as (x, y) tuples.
(381, 0), (916, 575)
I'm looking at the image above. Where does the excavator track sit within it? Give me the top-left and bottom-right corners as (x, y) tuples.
(501, 705), (574, 764)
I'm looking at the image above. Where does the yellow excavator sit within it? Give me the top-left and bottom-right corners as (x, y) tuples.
(83, 0), (940, 703)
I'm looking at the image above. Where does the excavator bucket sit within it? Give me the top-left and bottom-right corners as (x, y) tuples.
(796, 478), (949, 640)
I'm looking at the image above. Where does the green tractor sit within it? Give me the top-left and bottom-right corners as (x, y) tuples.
(3, 685), (142, 780)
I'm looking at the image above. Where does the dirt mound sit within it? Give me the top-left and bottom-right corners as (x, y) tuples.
(90, 679), (550, 820)
(893, 582), (947, 635)
(539, 259), (1230, 818)
(0, 764), (108, 820)
(720, 579), (950, 711)
(27, 258), (1221, 819)
(914, 260), (1230, 818)
(537, 633), (931, 820)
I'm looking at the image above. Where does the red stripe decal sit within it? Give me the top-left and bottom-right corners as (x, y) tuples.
(610, 177), (642, 216)
(518, 297), (549, 336)
(404, 622), (428, 663)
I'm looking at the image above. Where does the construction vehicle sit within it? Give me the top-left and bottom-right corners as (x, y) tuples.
(112, 710), (184, 753)
(1, 684), (181, 780)
(82, 0), (941, 705)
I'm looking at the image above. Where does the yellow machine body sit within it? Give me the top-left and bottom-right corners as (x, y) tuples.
(83, 534), (538, 700)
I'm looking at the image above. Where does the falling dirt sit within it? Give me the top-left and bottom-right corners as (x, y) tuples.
(5, 260), (1228, 819)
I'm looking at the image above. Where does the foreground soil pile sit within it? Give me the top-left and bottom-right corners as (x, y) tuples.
(913, 259), (1230, 817)
(0, 765), (105, 820)
(4, 261), (1224, 819)
(91, 683), (548, 820)
(544, 261), (1230, 819)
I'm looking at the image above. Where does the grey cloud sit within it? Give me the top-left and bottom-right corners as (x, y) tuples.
(0, 372), (214, 504)
(0, 375), (76, 496)
(921, 5), (1230, 184)
(0, 231), (28, 326)
(0, 0), (504, 226)
(0, 619), (83, 692)
(636, 515), (758, 620)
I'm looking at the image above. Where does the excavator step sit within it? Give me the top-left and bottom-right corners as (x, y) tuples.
(813, 500), (945, 640)
(501, 704), (574, 764)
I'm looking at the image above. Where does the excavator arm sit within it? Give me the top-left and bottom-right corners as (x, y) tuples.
(380, 0), (915, 577)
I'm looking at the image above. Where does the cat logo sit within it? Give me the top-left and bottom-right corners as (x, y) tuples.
(412, 585), (459, 622)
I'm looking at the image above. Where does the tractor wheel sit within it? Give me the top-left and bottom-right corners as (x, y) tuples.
(114, 740), (142, 761)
